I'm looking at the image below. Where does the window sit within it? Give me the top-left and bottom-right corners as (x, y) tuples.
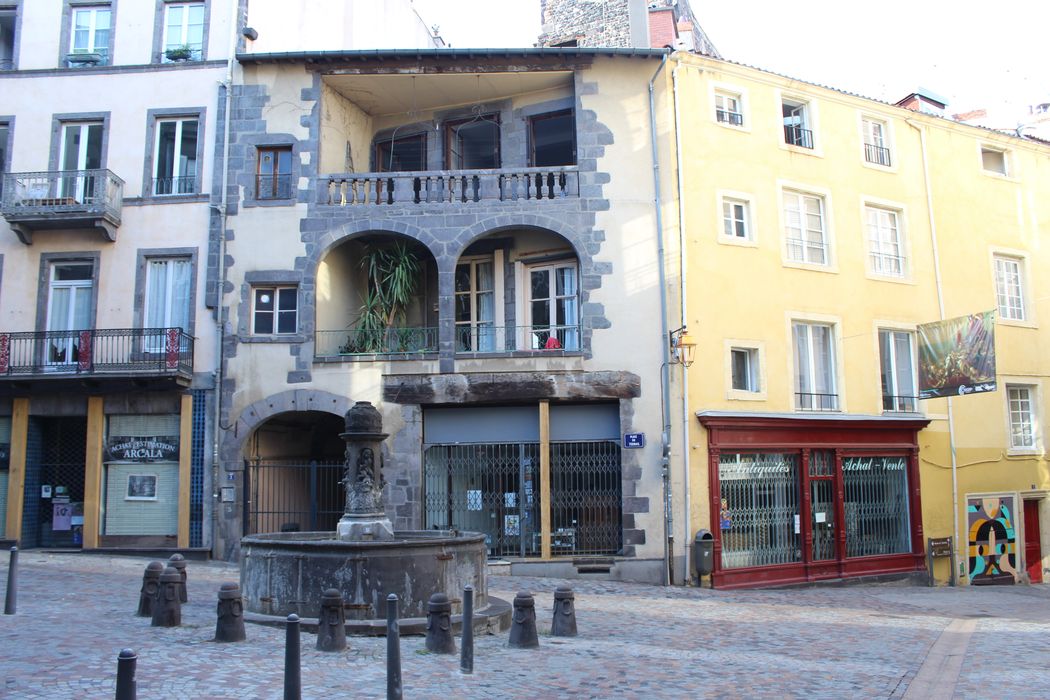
(58, 121), (104, 201)
(145, 258), (191, 351)
(153, 118), (198, 195)
(793, 322), (836, 410)
(252, 287), (297, 335)
(981, 146), (1008, 175)
(722, 197), (751, 240)
(256, 146), (292, 199)
(68, 5), (111, 66)
(162, 2), (205, 61)
(47, 262), (94, 365)
(0, 122), (9, 197)
(376, 134), (426, 172)
(866, 206), (904, 276)
(731, 347), (760, 392)
(0, 5), (16, 70)
(862, 117), (891, 166)
(782, 190), (827, 265)
(715, 91), (743, 126)
(529, 110), (575, 167)
(782, 98), (812, 148)
(455, 258), (496, 352)
(526, 261), (579, 351)
(994, 255), (1026, 321)
(1007, 385), (1038, 450)
(879, 330), (917, 412)
(445, 114), (500, 169)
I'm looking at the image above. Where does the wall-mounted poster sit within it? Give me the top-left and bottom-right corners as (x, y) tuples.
(967, 495), (1018, 585)
(918, 312), (996, 399)
(126, 474), (158, 500)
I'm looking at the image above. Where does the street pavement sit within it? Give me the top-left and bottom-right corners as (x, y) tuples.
(2, 551), (1049, 699)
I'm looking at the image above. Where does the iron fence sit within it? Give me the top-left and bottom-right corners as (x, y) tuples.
(864, 143), (892, 167)
(244, 459), (345, 535)
(315, 327), (438, 358)
(454, 325), (581, 353)
(784, 124), (814, 149)
(550, 441), (622, 556)
(0, 327), (193, 379)
(795, 392), (839, 411)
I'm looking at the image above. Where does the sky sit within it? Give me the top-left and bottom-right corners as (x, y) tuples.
(412, 0), (1048, 120)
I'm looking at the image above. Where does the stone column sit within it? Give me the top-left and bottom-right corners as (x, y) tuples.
(336, 402), (395, 541)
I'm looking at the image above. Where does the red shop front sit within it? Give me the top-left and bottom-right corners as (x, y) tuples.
(698, 412), (930, 589)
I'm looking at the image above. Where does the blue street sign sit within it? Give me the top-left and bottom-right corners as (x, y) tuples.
(623, 433), (646, 448)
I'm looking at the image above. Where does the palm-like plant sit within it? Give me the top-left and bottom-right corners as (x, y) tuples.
(343, 242), (421, 353)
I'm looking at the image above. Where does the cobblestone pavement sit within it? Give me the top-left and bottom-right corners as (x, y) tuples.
(2, 552), (1050, 699)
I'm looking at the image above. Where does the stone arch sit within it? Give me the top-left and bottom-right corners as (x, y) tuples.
(308, 219), (438, 283)
(449, 213), (585, 266)
(221, 389), (353, 462)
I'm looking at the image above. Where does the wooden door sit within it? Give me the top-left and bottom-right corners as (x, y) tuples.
(1024, 500), (1043, 584)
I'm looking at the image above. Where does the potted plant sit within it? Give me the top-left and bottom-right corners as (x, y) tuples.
(343, 242), (421, 354)
(164, 44), (194, 62)
(66, 51), (103, 67)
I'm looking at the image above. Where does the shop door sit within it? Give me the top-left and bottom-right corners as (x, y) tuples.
(36, 417), (87, 548)
(807, 450), (837, 563)
(1024, 500), (1043, 584)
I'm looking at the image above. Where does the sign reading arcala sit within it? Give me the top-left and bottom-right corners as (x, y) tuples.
(917, 311), (996, 400)
(106, 436), (179, 462)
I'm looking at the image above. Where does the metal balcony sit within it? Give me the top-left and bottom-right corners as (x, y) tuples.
(1, 169), (124, 244)
(784, 125), (814, 149)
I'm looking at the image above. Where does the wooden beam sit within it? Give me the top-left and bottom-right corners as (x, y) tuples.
(177, 393), (192, 548)
(82, 396), (104, 549)
(4, 398), (29, 541)
(540, 400), (551, 560)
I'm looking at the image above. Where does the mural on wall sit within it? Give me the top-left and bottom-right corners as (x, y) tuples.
(967, 496), (1018, 585)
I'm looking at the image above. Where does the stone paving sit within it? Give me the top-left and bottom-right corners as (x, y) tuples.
(2, 552), (1050, 699)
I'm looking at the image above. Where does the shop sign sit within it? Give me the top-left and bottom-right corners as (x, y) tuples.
(917, 311), (997, 399)
(106, 436), (179, 463)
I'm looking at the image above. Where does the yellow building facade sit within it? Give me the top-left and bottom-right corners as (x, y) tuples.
(662, 53), (1050, 588)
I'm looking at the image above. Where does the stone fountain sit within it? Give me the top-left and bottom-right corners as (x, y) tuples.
(240, 401), (509, 634)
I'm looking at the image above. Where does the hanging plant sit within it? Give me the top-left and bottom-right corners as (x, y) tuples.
(343, 242), (421, 353)
(164, 44), (194, 62)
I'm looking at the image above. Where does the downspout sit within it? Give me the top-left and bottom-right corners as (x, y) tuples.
(670, 61), (692, 582)
(647, 53), (673, 585)
(210, 0), (239, 553)
(907, 118), (959, 586)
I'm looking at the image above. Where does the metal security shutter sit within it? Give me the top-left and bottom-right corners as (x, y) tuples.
(109, 414), (179, 436)
(103, 414), (180, 536)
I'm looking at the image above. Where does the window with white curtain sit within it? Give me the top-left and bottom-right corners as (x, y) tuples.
(782, 190), (827, 265)
(526, 261), (578, 351)
(792, 322), (836, 410)
(162, 2), (205, 60)
(455, 258), (496, 352)
(879, 329), (917, 412)
(145, 258), (192, 352)
(69, 5), (111, 65)
(866, 206), (904, 276)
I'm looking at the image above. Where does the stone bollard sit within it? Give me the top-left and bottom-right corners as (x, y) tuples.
(168, 553), (188, 604)
(4, 546), (17, 615)
(135, 562), (165, 618)
(386, 594), (402, 700)
(315, 588), (346, 652)
(551, 585), (577, 637)
(214, 582), (246, 643)
(425, 592), (456, 654)
(460, 585), (474, 675)
(284, 614), (301, 700)
(508, 591), (539, 649)
(115, 648), (137, 700)
(151, 565), (181, 627)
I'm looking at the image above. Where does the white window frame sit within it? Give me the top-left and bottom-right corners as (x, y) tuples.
(861, 116), (892, 168)
(714, 90), (743, 127)
(731, 347), (759, 392)
(252, 286), (297, 335)
(878, 329), (918, 413)
(781, 95), (814, 150)
(993, 254), (1026, 322)
(724, 340), (766, 401)
(791, 321), (838, 411)
(722, 196), (750, 241)
(980, 144), (1010, 177)
(69, 5), (111, 64)
(144, 257), (192, 352)
(1005, 383), (1040, 453)
(709, 82), (750, 132)
(455, 252), (504, 353)
(782, 188), (830, 267)
(519, 259), (580, 352)
(162, 2), (205, 61)
(153, 117), (199, 195)
(865, 204), (906, 278)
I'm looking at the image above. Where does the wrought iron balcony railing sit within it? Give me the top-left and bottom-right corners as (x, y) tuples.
(0, 328), (193, 379)
(315, 327), (438, 357)
(716, 109), (744, 126)
(323, 166), (579, 207)
(784, 124), (814, 149)
(151, 175), (198, 196)
(1, 169), (124, 243)
(795, 392), (839, 411)
(455, 325), (581, 354)
(882, 394), (919, 413)
(864, 143), (892, 167)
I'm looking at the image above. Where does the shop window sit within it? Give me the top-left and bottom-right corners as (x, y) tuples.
(843, 455), (911, 556)
(529, 110), (575, 167)
(717, 453), (801, 569)
(445, 114), (500, 170)
(252, 286), (297, 335)
(375, 133), (426, 172)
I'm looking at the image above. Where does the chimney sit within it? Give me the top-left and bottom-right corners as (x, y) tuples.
(895, 88), (948, 116)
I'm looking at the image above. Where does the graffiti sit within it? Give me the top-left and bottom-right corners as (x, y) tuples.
(967, 496), (1018, 585)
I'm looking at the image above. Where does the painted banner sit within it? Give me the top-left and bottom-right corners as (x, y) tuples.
(967, 496), (1017, 585)
(917, 311), (996, 399)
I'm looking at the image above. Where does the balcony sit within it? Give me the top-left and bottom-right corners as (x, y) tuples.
(784, 125), (814, 149)
(864, 142), (892, 167)
(315, 327), (438, 359)
(1, 169), (124, 244)
(323, 167), (579, 207)
(455, 325), (581, 355)
(0, 328), (193, 393)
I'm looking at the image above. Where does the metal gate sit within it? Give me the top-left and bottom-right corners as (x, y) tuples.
(36, 417), (87, 548)
(243, 459), (344, 535)
(550, 441), (622, 556)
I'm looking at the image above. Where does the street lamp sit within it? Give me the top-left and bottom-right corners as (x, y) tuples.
(669, 326), (696, 368)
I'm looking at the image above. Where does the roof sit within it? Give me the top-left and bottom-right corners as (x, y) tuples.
(237, 47), (670, 64)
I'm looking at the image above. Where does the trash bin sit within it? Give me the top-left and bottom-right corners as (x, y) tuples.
(694, 529), (714, 578)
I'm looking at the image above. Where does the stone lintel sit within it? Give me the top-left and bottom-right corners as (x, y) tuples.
(382, 370), (641, 405)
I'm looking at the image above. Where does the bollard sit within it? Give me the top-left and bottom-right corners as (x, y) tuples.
(135, 562), (165, 618)
(315, 588), (347, 652)
(386, 594), (402, 700)
(115, 648), (137, 700)
(508, 591), (539, 649)
(150, 566), (181, 627)
(284, 614), (301, 700)
(551, 585), (577, 637)
(4, 546), (17, 615)
(460, 585), (474, 675)
(168, 553), (188, 604)
(214, 582), (246, 643)
(425, 592), (456, 654)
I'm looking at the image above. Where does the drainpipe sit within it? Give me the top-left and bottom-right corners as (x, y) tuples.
(907, 118), (959, 586)
(210, 0), (240, 554)
(648, 53), (673, 585)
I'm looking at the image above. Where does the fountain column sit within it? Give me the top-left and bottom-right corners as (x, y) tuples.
(336, 401), (395, 541)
